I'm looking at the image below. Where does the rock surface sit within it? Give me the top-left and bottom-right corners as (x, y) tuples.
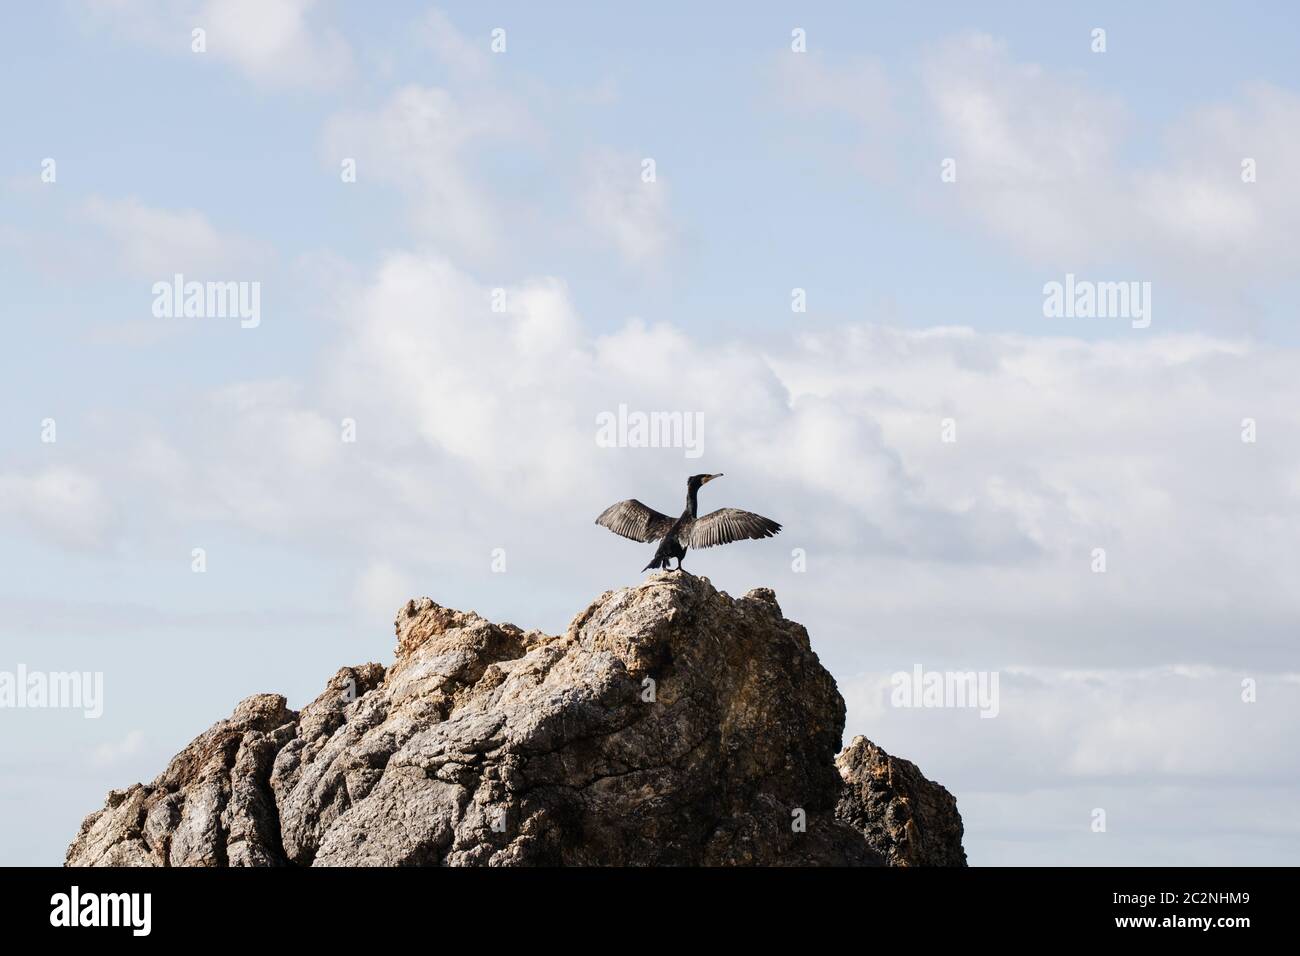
(836, 736), (968, 866)
(66, 573), (966, 867)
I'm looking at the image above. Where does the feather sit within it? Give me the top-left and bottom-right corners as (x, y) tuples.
(595, 499), (675, 543)
(688, 508), (781, 550)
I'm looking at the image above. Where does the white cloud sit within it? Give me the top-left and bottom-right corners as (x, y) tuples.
(13, 13), (1299, 868)
(845, 667), (1298, 784)
(322, 85), (530, 258)
(420, 7), (490, 78)
(918, 34), (1300, 282)
(82, 196), (266, 277)
(71, 252), (1300, 673)
(16, 253), (1300, 864)
(328, 254), (591, 500)
(1134, 83), (1300, 274)
(0, 467), (118, 551)
(34, 252), (1297, 868)
(197, 0), (351, 87)
(776, 32), (1300, 296)
(923, 34), (1119, 190)
(82, 0), (352, 88)
(839, 664), (1299, 863)
(582, 148), (675, 269)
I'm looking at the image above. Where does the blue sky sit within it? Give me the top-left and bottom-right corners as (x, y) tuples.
(2, 1), (1299, 866)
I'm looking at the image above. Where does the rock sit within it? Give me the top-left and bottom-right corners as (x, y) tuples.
(835, 736), (968, 866)
(66, 573), (966, 867)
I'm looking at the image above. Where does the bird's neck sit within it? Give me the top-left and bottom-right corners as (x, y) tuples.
(685, 486), (699, 519)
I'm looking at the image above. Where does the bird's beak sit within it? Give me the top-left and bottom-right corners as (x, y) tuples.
(704, 474), (723, 483)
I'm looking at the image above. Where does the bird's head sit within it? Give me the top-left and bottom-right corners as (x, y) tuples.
(687, 473), (723, 491)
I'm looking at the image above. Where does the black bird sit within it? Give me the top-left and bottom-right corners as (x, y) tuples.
(595, 474), (782, 572)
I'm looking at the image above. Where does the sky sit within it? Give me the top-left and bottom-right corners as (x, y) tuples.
(2, 1), (1299, 866)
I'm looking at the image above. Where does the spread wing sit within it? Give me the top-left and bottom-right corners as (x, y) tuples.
(595, 499), (675, 543)
(688, 508), (782, 550)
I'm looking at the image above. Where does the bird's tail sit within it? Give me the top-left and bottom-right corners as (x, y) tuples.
(642, 555), (668, 572)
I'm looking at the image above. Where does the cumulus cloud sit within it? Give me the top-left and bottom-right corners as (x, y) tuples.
(82, 0), (352, 88)
(19, 16), (1300, 864)
(196, 0), (351, 87)
(52, 252), (1299, 672)
(13, 252), (1300, 864)
(777, 32), (1300, 301)
(322, 85), (531, 258)
(840, 665), (1299, 862)
(919, 34), (1300, 284)
(844, 667), (1298, 785)
(318, 253), (1026, 570)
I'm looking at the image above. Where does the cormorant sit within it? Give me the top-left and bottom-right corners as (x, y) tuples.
(595, 474), (782, 572)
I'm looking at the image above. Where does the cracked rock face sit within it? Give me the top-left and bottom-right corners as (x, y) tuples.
(66, 573), (966, 866)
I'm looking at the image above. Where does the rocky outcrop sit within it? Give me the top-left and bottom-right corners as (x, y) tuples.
(836, 736), (967, 866)
(66, 573), (965, 867)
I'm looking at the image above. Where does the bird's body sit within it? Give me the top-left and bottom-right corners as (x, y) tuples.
(595, 474), (781, 573)
(645, 513), (692, 572)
